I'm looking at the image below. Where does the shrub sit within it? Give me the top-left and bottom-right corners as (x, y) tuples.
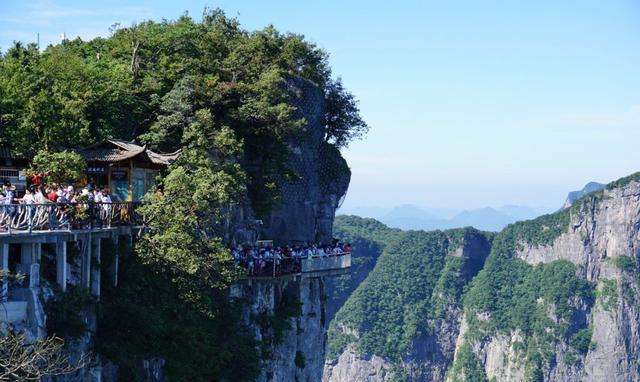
(29, 151), (86, 185)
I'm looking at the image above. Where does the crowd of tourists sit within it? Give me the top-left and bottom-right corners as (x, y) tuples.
(0, 182), (113, 205)
(0, 181), (122, 231)
(231, 240), (352, 277)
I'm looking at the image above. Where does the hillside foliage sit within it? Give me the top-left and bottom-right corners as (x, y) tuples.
(328, 221), (491, 362)
(0, 9), (367, 380)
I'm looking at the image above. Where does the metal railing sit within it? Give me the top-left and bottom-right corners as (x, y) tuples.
(242, 252), (351, 278)
(0, 202), (142, 233)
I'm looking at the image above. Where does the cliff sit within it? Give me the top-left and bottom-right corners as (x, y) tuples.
(450, 174), (640, 382)
(324, 226), (492, 381)
(230, 76), (351, 382)
(18, 76), (350, 382)
(231, 276), (328, 382)
(324, 173), (640, 382)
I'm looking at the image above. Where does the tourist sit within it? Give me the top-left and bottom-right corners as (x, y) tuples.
(21, 188), (35, 204)
(47, 187), (58, 203)
(93, 189), (102, 203)
(156, 186), (165, 202)
(1, 183), (15, 205)
(34, 187), (47, 204)
(100, 189), (112, 219)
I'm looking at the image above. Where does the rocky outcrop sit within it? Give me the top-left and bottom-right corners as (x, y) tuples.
(450, 179), (640, 382)
(236, 76), (350, 246)
(231, 276), (328, 382)
(323, 345), (392, 382)
(261, 77), (349, 245)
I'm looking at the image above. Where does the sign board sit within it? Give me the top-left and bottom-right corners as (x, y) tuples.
(111, 170), (128, 181)
(87, 166), (106, 174)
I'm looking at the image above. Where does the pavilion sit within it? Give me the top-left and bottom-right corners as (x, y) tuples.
(77, 139), (180, 201)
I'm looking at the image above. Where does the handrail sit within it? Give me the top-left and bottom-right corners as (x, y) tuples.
(0, 202), (143, 233)
(241, 252), (351, 278)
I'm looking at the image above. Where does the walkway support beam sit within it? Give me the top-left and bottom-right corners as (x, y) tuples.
(55, 241), (67, 292)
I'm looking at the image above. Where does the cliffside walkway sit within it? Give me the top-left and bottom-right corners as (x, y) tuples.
(0, 202), (141, 330)
(239, 249), (351, 280)
(0, 202), (141, 233)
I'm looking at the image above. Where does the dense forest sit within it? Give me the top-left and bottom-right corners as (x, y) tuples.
(327, 219), (492, 366)
(0, 9), (367, 381)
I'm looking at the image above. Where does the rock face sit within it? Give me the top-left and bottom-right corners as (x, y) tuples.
(450, 178), (640, 382)
(324, 176), (640, 382)
(231, 276), (328, 382)
(323, 345), (392, 382)
(243, 76), (350, 246)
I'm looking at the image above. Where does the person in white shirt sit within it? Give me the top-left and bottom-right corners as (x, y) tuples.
(1, 184), (14, 205)
(21, 189), (35, 204)
(93, 189), (103, 203)
(100, 190), (112, 226)
(34, 188), (46, 204)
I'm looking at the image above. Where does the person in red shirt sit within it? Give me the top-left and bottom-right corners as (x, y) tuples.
(47, 188), (59, 203)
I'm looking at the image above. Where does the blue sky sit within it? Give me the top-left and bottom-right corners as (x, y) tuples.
(1, 1), (640, 210)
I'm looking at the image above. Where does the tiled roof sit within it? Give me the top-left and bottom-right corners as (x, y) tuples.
(78, 139), (180, 165)
(147, 149), (181, 165)
(0, 147), (25, 159)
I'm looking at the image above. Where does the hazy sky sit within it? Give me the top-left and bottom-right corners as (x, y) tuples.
(1, 0), (639, 210)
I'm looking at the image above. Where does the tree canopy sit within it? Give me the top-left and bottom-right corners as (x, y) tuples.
(0, 9), (368, 380)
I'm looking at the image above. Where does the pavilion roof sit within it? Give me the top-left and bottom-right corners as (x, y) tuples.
(78, 139), (180, 165)
(0, 147), (26, 160)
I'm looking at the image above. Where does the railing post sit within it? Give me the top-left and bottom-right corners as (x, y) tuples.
(27, 205), (33, 234)
(55, 241), (67, 292)
(1, 243), (9, 302)
(6, 206), (11, 236)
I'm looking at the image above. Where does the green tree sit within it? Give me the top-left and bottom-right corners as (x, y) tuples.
(29, 150), (86, 185)
(324, 77), (369, 148)
(139, 75), (196, 152)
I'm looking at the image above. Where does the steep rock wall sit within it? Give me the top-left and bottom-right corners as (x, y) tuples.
(260, 77), (350, 245)
(231, 76), (350, 246)
(450, 179), (640, 382)
(231, 276), (328, 382)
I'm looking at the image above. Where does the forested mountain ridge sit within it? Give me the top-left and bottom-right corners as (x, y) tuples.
(324, 216), (403, 322)
(325, 219), (492, 381)
(0, 9), (367, 382)
(325, 172), (640, 382)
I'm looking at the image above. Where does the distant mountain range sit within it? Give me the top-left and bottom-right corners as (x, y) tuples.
(339, 182), (606, 232)
(562, 181), (606, 208)
(338, 204), (550, 232)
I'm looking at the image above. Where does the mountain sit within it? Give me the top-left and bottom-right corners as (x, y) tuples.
(563, 181), (606, 208)
(325, 172), (640, 382)
(339, 204), (547, 232)
(379, 204), (449, 230)
(448, 207), (516, 232)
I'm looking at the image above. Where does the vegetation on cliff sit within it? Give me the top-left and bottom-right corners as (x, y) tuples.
(0, 8), (367, 381)
(327, 218), (491, 364)
(0, 8), (367, 216)
(325, 216), (402, 332)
